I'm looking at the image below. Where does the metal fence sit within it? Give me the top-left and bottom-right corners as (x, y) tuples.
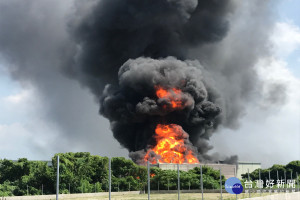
(21, 157), (300, 200)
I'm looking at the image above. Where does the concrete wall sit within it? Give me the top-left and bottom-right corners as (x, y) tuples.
(152, 163), (236, 179)
(237, 162), (261, 179)
(204, 164), (236, 179)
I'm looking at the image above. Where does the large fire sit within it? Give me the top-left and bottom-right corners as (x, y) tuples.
(155, 86), (184, 109)
(144, 124), (199, 164)
(144, 86), (199, 164)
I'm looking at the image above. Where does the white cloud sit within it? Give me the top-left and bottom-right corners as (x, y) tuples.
(0, 121), (61, 159)
(4, 89), (32, 104)
(211, 22), (300, 168)
(0, 84), (63, 159)
(271, 22), (300, 57)
(0, 84), (41, 124)
(0, 74), (129, 160)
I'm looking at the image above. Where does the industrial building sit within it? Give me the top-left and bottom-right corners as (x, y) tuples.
(151, 163), (237, 179)
(236, 161), (261, 179)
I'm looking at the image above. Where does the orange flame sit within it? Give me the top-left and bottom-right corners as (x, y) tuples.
(150, 173), (155, 178)
(155, 86), (184, 108)
(144, 124), (199, 164)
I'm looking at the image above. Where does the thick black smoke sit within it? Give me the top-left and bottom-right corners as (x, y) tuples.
(67, 0), (233, 96)
(67, 0), (235, 163)
(100, 57), (221, 162)
(0, 0), (282, 164)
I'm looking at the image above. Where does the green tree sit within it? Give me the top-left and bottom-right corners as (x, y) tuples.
(0, 159), (30, 183)
(0, 181), (15, 196)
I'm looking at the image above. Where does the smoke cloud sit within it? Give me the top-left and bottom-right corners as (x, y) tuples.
(66, 0), (237, 163)
(66, 0), (233, 95)
(100, 57), (221, 162)
(0, 0), (284, 163)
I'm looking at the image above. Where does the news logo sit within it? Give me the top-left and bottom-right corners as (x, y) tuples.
(225, 177), (243, 194)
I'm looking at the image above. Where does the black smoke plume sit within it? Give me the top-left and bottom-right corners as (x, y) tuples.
(0, 0), (280, 164)
(68, 0), (233, 95)
(68, 0), (235, 163)
(101, 57), (221, 162)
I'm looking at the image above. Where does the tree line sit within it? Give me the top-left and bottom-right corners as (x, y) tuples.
(0, 152), (225, 196)
(2, 152), (298, 196)
(241, 161), (300, 187)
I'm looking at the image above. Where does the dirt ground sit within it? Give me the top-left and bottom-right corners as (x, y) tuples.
(62, 192), (271, 200)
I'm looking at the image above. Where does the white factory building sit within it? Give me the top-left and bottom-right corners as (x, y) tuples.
(236, 161), (261, 179)
(151, 161), (261, 180)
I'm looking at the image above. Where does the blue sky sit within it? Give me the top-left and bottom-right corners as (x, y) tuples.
(277, 0), (300, 78)
(0, 1), (299, 168)
(0, 67), (20, 98)
(0, 65), (25, 124)
(277, 0), (300, 25)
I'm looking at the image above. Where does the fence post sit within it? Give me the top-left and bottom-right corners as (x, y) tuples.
(268, 170), (271, 195)
(285, 171), (287, 193)
(220, 168), (222, 200)
(200, 165), (203, 200)
(109, 158), (111, 200)
(56, 155), (59, 200)
(234, 165), (237, 200)
(297, 172), (299, 192)
(248, 169), (251, 198)
(147, 161), (150, 200)
(177, 164), (180, 200)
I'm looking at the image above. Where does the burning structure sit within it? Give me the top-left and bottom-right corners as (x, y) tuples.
(69, 0), (239, 165)
(101, 57), (220, 164)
